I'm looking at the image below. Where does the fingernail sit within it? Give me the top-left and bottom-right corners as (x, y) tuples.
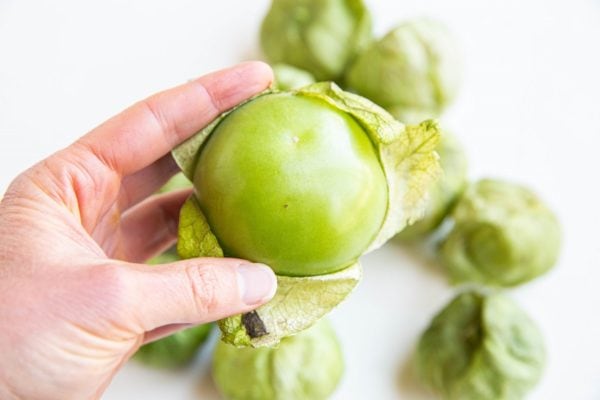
(237, 263), (277, 305)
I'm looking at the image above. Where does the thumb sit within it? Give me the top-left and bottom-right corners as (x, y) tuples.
(121, 257), (277, 333)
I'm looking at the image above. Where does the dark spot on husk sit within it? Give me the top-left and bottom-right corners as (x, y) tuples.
(242, 311), (268, 338)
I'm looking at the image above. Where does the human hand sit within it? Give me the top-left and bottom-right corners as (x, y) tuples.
(0, 62), (277, 400)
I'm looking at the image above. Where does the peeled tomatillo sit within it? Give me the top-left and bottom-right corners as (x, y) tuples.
(194, 93), (387, 276)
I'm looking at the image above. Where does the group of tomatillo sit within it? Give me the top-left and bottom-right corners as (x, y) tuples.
(132, 1), (562, 399)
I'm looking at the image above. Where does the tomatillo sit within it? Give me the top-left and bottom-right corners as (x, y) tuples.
(194, 93), (387, 276)
(173, 82), (441, 347)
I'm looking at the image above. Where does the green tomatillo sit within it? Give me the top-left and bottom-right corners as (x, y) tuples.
(345, 18), (461, 123)
(439, 178), (561, 287)
(212, 319), (343, 400)
(133, 323), (213, 369)
(271, 64), (316, 91)
(173, 82), (441, 346)
(260, 0), (372, 82)
(415, 289), (546, 400)
(195, 92), (387, 276)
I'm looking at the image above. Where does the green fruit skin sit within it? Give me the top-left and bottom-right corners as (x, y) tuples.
(194, 93), (387, 276)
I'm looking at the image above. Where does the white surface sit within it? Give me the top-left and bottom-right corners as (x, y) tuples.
(2, 1), (600, 399)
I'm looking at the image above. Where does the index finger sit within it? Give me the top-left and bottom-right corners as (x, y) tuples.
(77, 61), (273, 176)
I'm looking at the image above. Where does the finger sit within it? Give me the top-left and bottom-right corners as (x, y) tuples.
(123, 258), (277, 332)
(77, 61), (273, 176)
(117, 189), (192, 262)
(118, 153), (179, 210)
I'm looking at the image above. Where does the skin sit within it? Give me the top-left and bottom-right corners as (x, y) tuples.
(0, 62), (277, 400)
(195, 93), (388, 276)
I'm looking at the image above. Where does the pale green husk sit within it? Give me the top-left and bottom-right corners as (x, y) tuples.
(439, 179), (561, 287)
(218, 262), (361, 348)
(397, 132), (468, 240)
(345, 18), (461, 122)
(415, 289), (546, 400)
(294, 82), (441, 251)
(213, 319), (343, 400)
(172, 82), (440, 346)
(272, 64), (316, 91)
(177, 196), (223, 259)
(177, 194), (361, 348)
(260, 0), (372, 81)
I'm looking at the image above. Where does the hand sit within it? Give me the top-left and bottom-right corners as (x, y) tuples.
(0, 62), (277, 400)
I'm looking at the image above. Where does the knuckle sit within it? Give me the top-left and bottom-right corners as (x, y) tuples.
(184, 265), (221, 315)
(140, 97), (180, 145)
(195, 80), (222, 114)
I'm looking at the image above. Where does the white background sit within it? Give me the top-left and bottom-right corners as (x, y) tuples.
(1, 1), (600, 399)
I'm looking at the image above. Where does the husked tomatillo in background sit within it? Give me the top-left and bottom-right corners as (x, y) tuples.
(271, 64), (316, 90)
(439, 179), (561, 287)
(415, 289), (546, 400)
(134, 322), (213, 369)
(260, 0), (372, 82)
(345, 18), (462, 123)
(212, 320), (343, 400)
